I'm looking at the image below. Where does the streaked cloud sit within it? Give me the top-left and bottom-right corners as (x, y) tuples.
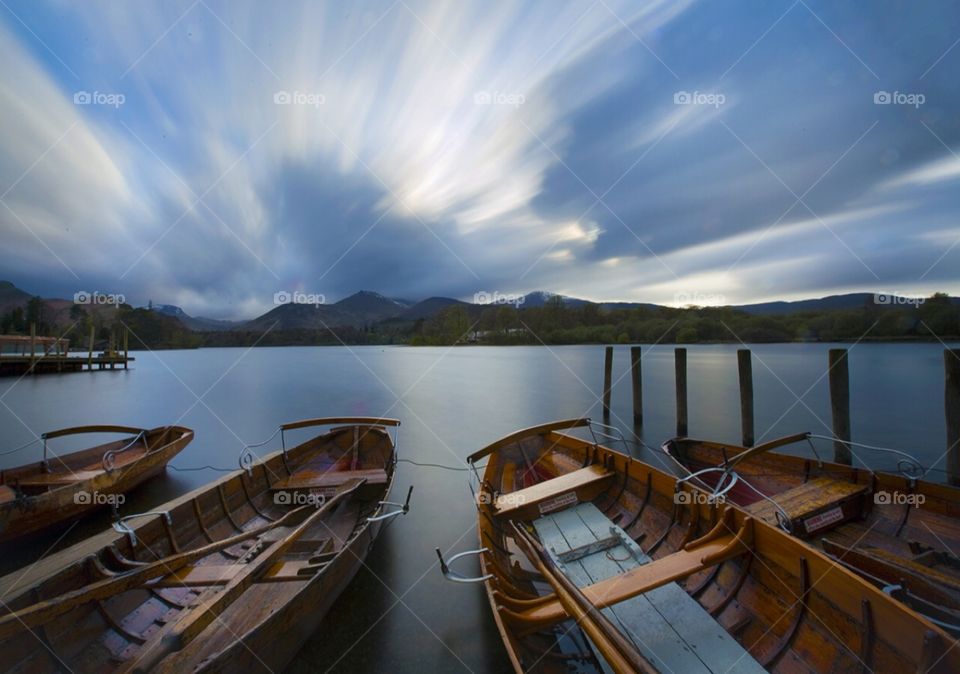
(0, 0), (957, 318)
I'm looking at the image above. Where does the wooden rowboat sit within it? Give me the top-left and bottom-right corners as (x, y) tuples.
(441, 419), (959, 673)
(0, 425), (194, 542)
(663, 432), (960, 634)
(0, 417), (409, 673)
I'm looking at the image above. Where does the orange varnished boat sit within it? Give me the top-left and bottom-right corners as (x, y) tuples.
(0, 425), (194, 542)
(0, 417), (409, 673)
(663, 432), (960, 634)
(442, 419), (960, 673)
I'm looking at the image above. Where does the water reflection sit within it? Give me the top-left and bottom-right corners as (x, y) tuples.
(1, 342), (957, 671)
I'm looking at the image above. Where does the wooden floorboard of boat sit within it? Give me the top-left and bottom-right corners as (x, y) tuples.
(533, 502), (764, 674)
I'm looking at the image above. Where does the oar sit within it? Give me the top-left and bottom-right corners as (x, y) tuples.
(0, 501), (319, 639)
(509, 521), (657, 674)
(124, 478), (365, 673)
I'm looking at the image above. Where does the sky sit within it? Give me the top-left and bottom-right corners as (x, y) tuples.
(0, 0), (958, 319)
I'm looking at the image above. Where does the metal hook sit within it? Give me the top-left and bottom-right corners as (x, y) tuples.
(112, 510), (172, 547)
(367, 485), (414, 523)
(435, 547), (493, 583)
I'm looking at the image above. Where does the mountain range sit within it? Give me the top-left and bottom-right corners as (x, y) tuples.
(2, 281), (956, 333)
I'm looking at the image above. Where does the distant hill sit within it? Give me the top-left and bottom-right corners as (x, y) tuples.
(519, 290), (655, 311)
(731, 293), (960, 315)
(154, 305), (242, 332)
(241, 290), (411, 331)
(329, 291), (410, 322)
(398, 297), (470, 321)
(0, 280), (32, 313)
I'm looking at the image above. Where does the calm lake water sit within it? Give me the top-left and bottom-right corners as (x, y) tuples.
(1, 343), (958, 672)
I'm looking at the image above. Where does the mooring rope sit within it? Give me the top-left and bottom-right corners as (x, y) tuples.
(0, 437), (40, 456)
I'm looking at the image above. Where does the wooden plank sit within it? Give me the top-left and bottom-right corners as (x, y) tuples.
(744, 477), (867, 535)
(534, 503), (764, 674)
(565, 505), (738, 673)
(494, 465), (614, 518)
(15, 470), (103, 486)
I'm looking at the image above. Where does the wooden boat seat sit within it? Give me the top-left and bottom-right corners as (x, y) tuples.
(744, 476), (867, 537)
(494, 465), (615, 519)
(271, 468), (388, 491)
(526, 503), (764, 672)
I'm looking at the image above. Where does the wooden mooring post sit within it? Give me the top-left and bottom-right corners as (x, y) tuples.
(602, 346), (613, 418)
(946, 349), (960, 486)
(828, 349), (852, 465)
(87, 325), (95, 370)
(675, 347), (688, 436)
(630, 346), (643, 426)
(738, 349), (754, 447)
(123, 329), (129, 369)
(29, 323), (36, 373)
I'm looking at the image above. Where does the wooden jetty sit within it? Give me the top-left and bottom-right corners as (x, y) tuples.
(0, 325), (132, 377)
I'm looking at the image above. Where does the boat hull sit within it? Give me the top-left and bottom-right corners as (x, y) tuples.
(0, 419), (399, 673)
(471, 421), (960, 673)
(0, 426), (194, 542)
